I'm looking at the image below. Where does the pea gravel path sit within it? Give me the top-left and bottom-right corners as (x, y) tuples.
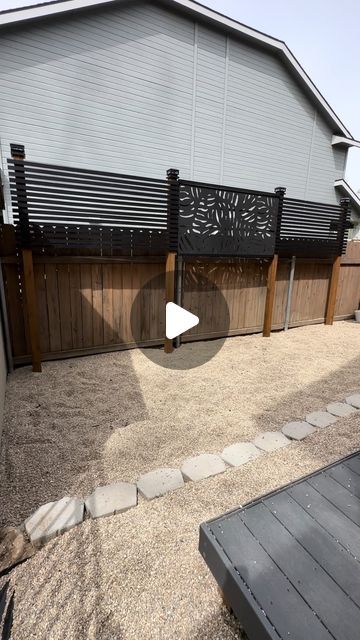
(6, 414), (360, 640)
(1, 321), (360, 527)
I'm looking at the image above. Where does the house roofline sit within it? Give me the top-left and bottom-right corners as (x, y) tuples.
(332, 136), (360, 149)
(334, 179), (360, 213)
(0, 0), (354, 139)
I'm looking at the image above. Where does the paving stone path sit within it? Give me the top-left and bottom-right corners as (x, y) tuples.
(18, 392), (360, 547)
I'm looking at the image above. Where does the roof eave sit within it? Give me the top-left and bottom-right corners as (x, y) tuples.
(332, 136), (360, 149)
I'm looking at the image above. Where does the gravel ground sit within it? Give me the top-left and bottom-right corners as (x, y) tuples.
(6, 414), (360, 640)
(1, 321), (360, 527)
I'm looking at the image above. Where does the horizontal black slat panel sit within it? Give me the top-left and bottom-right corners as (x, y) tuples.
(7, 159), (167, 185)
(8, 159), (168, 235)
(284, 196), (341, 210)
(12, 198), (167, 211)
(10, 182), (167, 198)
(278, 196), (347, 257)
(181, 178), (276, 199)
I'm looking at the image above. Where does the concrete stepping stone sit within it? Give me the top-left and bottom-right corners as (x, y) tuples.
(306, 411), (337, 428)
(221, 442), (261, 467)
(253, 431), (290, 452)
(281, 421), (316, 441)
(346, 394), (360, 409)
(326, 402), (357, 418)
(25, 497), (84, 546)
(85, 482), (137, 519)
(137, 468), (184, 500)
(181, 453), (227, 482)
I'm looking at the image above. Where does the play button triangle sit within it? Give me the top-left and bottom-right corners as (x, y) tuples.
(166, 302), (199, 340)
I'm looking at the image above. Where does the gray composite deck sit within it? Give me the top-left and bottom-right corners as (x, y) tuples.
(199, 451), (360, 640)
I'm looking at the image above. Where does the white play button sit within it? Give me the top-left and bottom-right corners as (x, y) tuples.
(166, 302), (199, 340)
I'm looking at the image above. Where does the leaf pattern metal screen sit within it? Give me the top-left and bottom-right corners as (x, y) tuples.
(178, 182), (279, 257)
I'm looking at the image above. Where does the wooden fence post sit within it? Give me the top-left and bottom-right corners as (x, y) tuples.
(263, 254), (279, 337)
(263, 185), (285, 338)
(164, 168), (179, 354)
(325, 197), (350, 326)
(11, 143), (42, 372)
(325, 255), (341, 326)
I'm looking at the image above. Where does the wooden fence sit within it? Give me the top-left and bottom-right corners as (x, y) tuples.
(1, 238), (360, 366)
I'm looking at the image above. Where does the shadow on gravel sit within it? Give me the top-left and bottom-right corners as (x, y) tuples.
(0, 349), (148, 528)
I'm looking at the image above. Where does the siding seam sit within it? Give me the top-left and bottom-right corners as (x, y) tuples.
(220, 35), (229, 183)
(304, 109), (317, 199)
(190, 22), (198, 179)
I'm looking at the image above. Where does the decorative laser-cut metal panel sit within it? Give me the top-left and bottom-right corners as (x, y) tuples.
(178, 181), (279, 257)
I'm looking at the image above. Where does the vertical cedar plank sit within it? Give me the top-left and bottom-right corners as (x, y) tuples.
(164, 252), (176, 353)
(325, 256), (342, 325)
(102, 264), (114, 344)
(3, 265), (21, 356)
(69, 264), (83, 349)
(91, 263), (104, 346)
(45, 263), (62, 352)
(34, 263), (50, 354)
(3, 263), (27, 357)
(112, 264), (123, 344)
(57, 264), (73, 351)
(263, 254), (279, 337)
(22, 248), (41, 371)
(80, 264), (93, 347)
(121, 263), (133, 344)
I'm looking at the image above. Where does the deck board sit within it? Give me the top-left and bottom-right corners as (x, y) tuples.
(328, 463), (360, 498)
(264, 492), (360, 607)
(199, 451), (360, 640)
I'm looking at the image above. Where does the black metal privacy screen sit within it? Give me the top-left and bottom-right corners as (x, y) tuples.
(177, 180), (279, 257)
(6, 157), (351, 258)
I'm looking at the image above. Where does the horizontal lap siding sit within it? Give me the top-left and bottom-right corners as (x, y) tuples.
(0, 2), (195, 222)
(192, 27), (227, 182)
(0, 1), (347, 224)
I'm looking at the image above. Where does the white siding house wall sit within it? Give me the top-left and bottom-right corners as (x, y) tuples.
(0, 0), (347, 221)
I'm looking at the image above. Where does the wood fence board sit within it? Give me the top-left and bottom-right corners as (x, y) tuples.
(45, 264), (62, 353)
(102, 264), (114, 345)
(91, 263), (104, 347)
(69, 264), (83, 350)
(80, 264), (93, 348)
(57, 264), (73, 351)
(111, 264), (124, 344)
(121, 263), (134, 344)
(34, 263), (50, 354)
(3, 264), (28, 357)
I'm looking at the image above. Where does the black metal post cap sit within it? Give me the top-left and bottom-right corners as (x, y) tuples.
(275, 186), (286, 195)
(167, 168), (179, 179)
(10, 143), (25, 158)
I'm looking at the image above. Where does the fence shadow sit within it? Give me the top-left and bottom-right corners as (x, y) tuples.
(0, 289), (149, 528)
